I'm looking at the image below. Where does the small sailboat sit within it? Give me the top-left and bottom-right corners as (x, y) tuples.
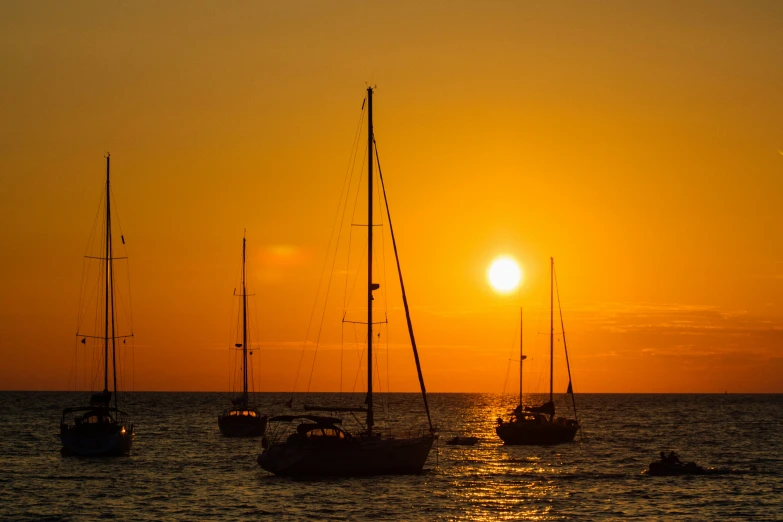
(218, 234), (268, 437)
(60, 154), (134, 456)
(495, 257), (580, 445)
(257, 87), (437, 476)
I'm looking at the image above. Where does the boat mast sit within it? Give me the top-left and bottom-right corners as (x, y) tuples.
(103, 154), (111, 395)
(366, 86), (374, 434)
(108, 157), (119, 412)
(549, 257), (554, 404)
(242, 234), (248, 406)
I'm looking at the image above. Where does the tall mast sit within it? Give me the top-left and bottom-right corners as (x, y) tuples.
(242, 234), (248, 405)
(103, 154), (111, 394)
(549, 257), (554, 404)
(366, 86), (374, 433)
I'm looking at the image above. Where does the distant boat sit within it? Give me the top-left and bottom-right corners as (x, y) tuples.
(60, 154), (134, 456)
(495, 258), (580, 445)
(645, 453), (711, 476)
(257, 87), (437, 476)
(446, 436), (479, 446)
(218, 234), (268, 437)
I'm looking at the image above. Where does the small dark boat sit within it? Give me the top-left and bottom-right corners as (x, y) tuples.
(217, 234), (268, 437)
(446, 436), (478, 446)
(646, 460), (709, 476)
(643, 452), (735, 476)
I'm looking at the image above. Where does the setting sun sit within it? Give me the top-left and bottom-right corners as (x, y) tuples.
(487, 257), (522, 293)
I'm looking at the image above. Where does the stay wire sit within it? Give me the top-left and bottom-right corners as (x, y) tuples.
(290, 100), (366, 404)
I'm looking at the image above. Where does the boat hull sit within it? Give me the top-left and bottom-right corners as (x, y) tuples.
(646, 461), (707, 476)
(218, 414), (268, 437)
(257, 433), (436, 476)
(446, 436), (478, 446)
(60, 426), (133, 456)
(496, 420), (578, 445)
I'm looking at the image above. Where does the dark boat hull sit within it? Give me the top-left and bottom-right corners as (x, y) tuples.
(218, 414), (268, 437)
(646, 461), (707, 476)
(257, 433), (436, 476)
(60, 426), (133, 456)
(496, 421), (578, 445)
(446, 436), (478, 446)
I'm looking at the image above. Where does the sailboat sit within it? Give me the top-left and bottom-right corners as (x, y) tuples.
(257, 87), (437, 476)
(60, 154), (135, 456)
(218, 234), (268, 437)
(495, 257), (580, 445)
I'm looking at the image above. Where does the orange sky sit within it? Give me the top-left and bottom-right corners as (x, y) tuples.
(1, 1), (782, 393)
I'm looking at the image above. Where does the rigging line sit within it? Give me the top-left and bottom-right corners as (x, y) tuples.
(343, 227), (354, 311)
(68, 337), (77, 392)
(76, 195), (106, 334)
(371, 144), (390, 317)
(226, 252), (241, 400)
(351, 335), (367, 395)
(131, 334), (135, 393)
(304, 236), (345, 395)
(386, 317), (390, 400)
(76, 266), (104, 336)
(374, 140), (434, 432)
(554, 265), (580, 424)
(374, 332), (383, 395)
(372, 331), (389, 423)
(293, 101), (366, 401)
(345, 243), (368, 314)
(339, 109), (366, 394)
(501, 356), (511, 397)
(89, 252), (105, 392)
(349, 143), (368, 226)
(249, 263), (264, 396)
(500, 316), (519, 396)
(340, 318), (344, 393)
(343, 105), (367, 311)
(109, 185), (136, 337)
(243, 246), (260, 397)
(76, 192), (104, 333)
(368, 235), (389, 411)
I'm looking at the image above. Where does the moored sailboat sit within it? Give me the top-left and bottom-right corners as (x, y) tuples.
(257, 87), (437, 476)
(60, 154), (134, 457)
(218, 234), (268, 437)
(495, 257), (580, 445)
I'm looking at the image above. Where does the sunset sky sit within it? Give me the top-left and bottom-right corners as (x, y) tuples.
(1, 1), (781, 393)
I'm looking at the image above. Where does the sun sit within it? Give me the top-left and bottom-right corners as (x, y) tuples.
(488, 256), (522, 293)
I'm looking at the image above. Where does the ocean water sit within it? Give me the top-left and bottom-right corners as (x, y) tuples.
(0, 392), (780, 521)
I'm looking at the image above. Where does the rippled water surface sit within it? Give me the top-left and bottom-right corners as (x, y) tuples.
(1, 392), (781, 521)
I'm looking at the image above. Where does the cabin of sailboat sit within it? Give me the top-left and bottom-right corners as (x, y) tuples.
(218, 233), (268, 437)
(60, 154), (135, 457)
(257, 87), (436, 476)
(495, 257), (580, 445)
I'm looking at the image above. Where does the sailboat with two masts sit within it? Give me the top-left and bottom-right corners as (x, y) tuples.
(257, 87), (437, 476)
(60, 154), (135, 457)
(496, 257), (580, 445)
(218, 234), (268, 437)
